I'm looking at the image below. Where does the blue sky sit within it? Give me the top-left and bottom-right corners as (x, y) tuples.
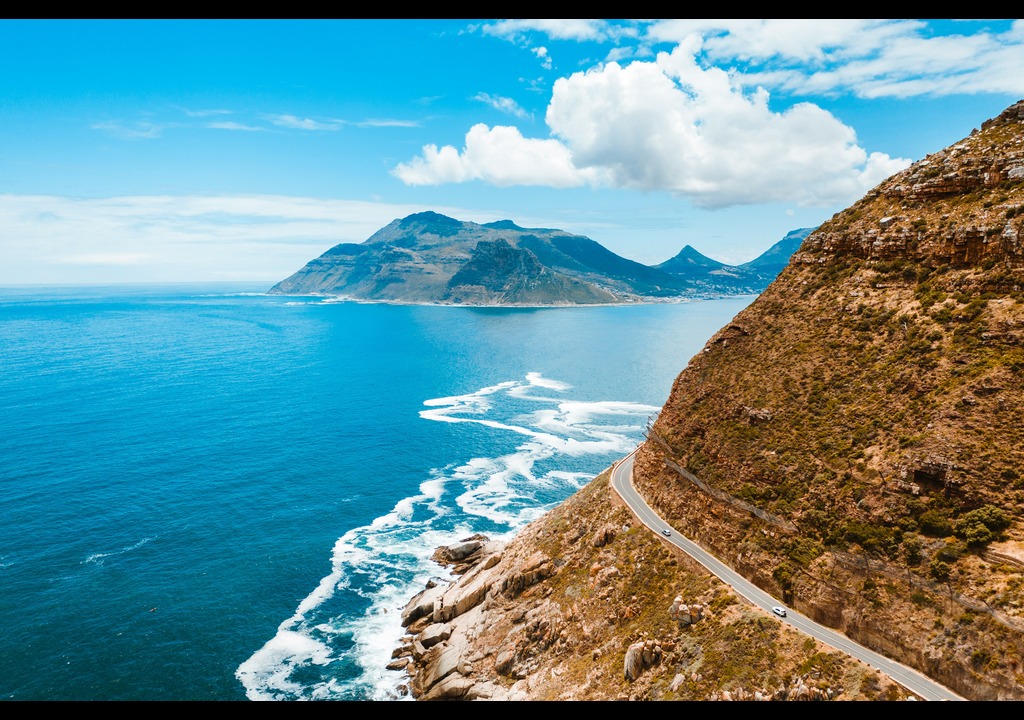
(2, 19), (1023, 286)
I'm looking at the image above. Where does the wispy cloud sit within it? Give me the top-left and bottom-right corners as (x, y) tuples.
(91, 120), (166, 140)
(207, 121), (265, 132)
(0, 194), (496, 285)
(268, 114), (344, 131)
(647, 19), (1024, 99)
(352, 119), (420, 128)
(480, 19), (634, 43)
(472, 93), (531, 120)
(415, 95), (445, 106)
(61, 252), (153, 266)
(487, 19), (1024, 99)
(180, 107), (234, 118)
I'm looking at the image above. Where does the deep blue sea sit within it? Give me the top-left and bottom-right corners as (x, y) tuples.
(0, 283), (753, 701)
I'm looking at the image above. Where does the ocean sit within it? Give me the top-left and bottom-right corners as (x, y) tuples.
(0, 283), (753, 701)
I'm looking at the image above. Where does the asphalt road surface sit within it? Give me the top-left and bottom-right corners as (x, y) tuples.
(610, 445), (967, 702)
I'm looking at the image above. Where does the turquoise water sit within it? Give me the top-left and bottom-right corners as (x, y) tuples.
(0, 284), (753, 700)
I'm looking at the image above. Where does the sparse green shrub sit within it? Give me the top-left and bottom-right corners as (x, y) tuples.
(772, 561), (796, 594)
(910, 590), (934, 607)
(843, 521), (899, 558)
(798, 508), (838, 543)
(953, 504), (1011, 547)
(936, 541), (967, 563)
(905, 338), (934, 356)
(897, 516), (919, 533)
(902, 535), (924, 565)
(882, 685), (904, 701)
(918, 287), (947, 309)
(919, 509), (953, 537)
(787, 537), (824, 566)
(971, 649), (995, 670)
(898, 433), (923, 448)
(709, 593), (737, 614)
(953, 297), (987, 322)
(736, 482), (767, 504)
(929, 559), (952, 582)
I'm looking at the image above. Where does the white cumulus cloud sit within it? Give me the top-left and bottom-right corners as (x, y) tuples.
(395, 40), (910, 208)
(546, 43), (910, 207)
(392, 123), (606, 188)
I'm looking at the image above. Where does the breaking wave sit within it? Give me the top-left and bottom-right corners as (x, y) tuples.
(235, 372), (658, 701)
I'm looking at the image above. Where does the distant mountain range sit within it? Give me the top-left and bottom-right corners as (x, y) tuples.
(268, 211), (815, 305)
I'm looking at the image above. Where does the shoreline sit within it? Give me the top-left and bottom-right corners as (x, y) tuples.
(270, 291), (760, 310)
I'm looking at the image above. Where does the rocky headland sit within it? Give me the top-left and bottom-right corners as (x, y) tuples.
(268, 212), (811, 305)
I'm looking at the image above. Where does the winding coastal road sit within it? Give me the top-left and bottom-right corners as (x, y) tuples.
(610, 445), (967, 702)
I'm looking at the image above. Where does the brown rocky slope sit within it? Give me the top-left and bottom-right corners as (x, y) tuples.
(392, 100), (1024, 700)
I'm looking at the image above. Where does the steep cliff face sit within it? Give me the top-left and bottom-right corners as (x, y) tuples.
(633, 99), (1024, 700)
(392, 100), (1024, 701)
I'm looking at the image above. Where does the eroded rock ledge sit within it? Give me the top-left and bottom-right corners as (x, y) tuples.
(391, 534), (552, 700)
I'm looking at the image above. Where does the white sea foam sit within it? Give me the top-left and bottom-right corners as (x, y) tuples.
(235, 629), (334, 701)
(236, 471), (464, 701)
(236, 371), (654, 701)
(82, 536), (155, 565)
(524, 371), (571, 390)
